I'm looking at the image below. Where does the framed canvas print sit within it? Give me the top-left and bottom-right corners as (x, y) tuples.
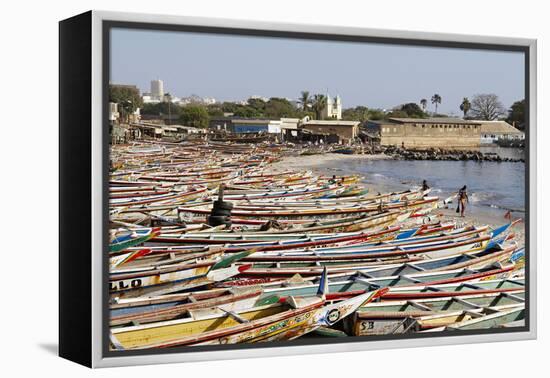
(59, 10), (537, 368)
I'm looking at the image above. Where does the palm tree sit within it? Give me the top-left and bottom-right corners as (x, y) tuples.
(420, 99), (427, 112)
(311, 94), (327, 120)
(299, 91), (311, 111)
(460, 97), (471, 118)
(164, 93), (172, 125)
(431, 94), (442, 114)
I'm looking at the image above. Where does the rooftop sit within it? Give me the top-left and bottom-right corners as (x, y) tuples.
(471, 120), (523, 134)
(388, 117), (477, 125)
(232, 119), (282, 124)
(210, 117), (281, 123)
(303, 120), (360, 126)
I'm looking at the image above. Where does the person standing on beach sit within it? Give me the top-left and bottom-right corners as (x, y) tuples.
(457, 185), (469, 217)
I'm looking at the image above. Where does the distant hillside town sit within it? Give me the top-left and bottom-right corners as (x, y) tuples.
(108, 79), (525, 149)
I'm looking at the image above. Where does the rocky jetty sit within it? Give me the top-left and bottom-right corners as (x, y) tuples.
(381, 146), (525, 163)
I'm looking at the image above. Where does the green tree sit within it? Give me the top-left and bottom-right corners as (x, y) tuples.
(299, 91), (311, 111)
(221, 102), (239, 114)
(460, 97), (471, 118)
(399, 103), (427, 118)
(385, 110), (409, 119)
(368, 109), (385, 120)
(431, 94), (442, 114)
(264, 98), (297, 118)
(247, 98), (267, 113)
(342, 106), (370, 122)
(420, 99), (428, 111)
(141, 102), (181, 116)
(506, 99), (526, 130)
(179, 105), (210, 128)
(233, 105), (262, 118)
(206, 104), (225, 117)
(109, 85), (143, 122)
(311, 94), (327, 120)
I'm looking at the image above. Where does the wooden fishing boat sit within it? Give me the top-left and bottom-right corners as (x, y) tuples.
(176, 197), (439, 220)
(235, 239), (490, 270)
(350, 291), (525, 336)
(376, 277), (525, 300)
(150, 226), (402, 251)
(111, 246), (226, 270)
(176, 289), (386, 346)
(109, 228), (160, 253)
(110, 187), (207, 208)
(124, 273), (524, 321)
(234, 239), (515, 278)
(109, 251), (254, 298)
(240, 233), (492, 262)
(110, 286), (263, 326)
(234, 222), (513, 262)
(227, 210), (408, 234)
(149, 214), (409, 242)
(421, 305), (525, 331)
(224, 188), (429, 207)
(226, 255), (516, 297)
(110, 275), (386, 350)
(110, 249), (152, 269)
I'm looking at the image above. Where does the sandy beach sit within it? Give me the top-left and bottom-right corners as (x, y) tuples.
(269, 152), (390, 173)
(270, 153), (525, 246)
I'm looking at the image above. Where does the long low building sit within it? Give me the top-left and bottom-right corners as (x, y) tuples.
(209, 118), (282, 134)
(301, 120), (360, 144)
(366, 117), (481, 148)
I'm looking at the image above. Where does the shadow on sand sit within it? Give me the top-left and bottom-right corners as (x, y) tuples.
(38, 343), (58, 356)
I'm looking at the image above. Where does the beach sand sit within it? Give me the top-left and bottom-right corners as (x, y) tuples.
(269, 152), (390, 173)
(270, 153), (525, 246)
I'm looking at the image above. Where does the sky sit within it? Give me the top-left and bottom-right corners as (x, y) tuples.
(110, 28), (525, 115)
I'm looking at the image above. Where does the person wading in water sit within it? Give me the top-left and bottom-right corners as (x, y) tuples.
(456, 185), (469, 217)
(421, 180), (430, 191)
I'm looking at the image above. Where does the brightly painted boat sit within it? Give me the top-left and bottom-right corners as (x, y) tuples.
(350, 291), (525, 336)
(176, 197), (440, 220)
(110, 286), (263, 326)
(110, 273), (386, 350)
(109, 228), (160, 253)
(109, 251), (255, 298)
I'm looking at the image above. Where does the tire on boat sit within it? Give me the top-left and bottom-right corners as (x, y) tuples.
(208, 215), (231, 226)
(213, 200), (233, 211)
(211, 207), (232, 217)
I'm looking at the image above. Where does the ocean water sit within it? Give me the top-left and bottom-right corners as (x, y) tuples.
(321, 154), (526, 215)
(479, 146), (525, 160)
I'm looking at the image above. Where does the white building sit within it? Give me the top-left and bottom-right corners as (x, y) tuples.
(322, 94), (342, 120)
(141, 93), (160, 104)
(109, 102), (119, 122)
(249, 95), (269, 103)
(150, 79), (164, 101)
(472, 120), (525, 144)
(279, 118), (301, 140)
(109, 102), (141, 123)
(231, 119), (282, 134)
(178, 94), (216, 106)
(202, 97), (217, 105)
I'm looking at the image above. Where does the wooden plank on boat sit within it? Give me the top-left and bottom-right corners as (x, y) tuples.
(218, 308), (250, 324)
(407, 301), (433, 312)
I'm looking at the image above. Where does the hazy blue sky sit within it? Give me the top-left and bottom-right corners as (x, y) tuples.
(110, 28), (525, 114)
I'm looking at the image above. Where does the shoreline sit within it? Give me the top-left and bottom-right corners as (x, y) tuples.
(270, 152), (390, 173)
(270, 153), (525, 246)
